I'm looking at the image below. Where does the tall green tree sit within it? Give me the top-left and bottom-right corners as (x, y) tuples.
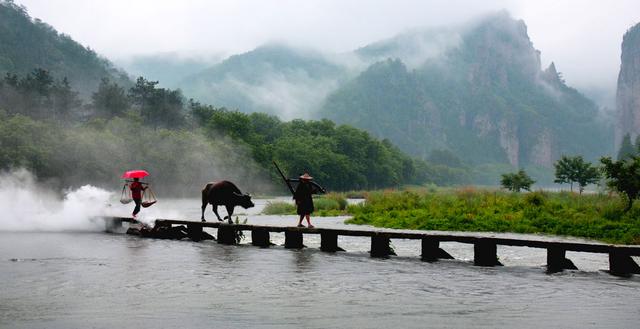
(128, 76), (184, 128)
(501, 169), (535, 192)
(601, 156), (640, 212)
(50, 77), (81, 121)
(92, 78), (129, 118)
(554, 155), (600, 194)
(128, 76), (158, 119)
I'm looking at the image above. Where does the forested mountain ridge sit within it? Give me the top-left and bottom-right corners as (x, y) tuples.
(0, 1), (462, 192)
(174, 12), (612, 175)
(0, 0), (130, 96)
(321, 12), (612, 170)
(179, 43), (347, 119)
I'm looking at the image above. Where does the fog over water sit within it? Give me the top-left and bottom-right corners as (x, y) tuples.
(0, 169), (110, 231)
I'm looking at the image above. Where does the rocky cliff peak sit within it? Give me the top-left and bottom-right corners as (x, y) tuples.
(541, 62), (564, 87)
(616, 22), (640, 147)
(458, 11), (542, 87)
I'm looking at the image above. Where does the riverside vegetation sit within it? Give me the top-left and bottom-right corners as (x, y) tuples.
(348, 189), (640, 245)
(263, 193), (350, 217)
(0, 2), (466, 194)
(264, 188), (640, 245)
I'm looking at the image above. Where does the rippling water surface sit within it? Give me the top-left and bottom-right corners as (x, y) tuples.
(1, 199), (639, 328)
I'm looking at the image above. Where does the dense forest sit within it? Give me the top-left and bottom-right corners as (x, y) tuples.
(0, 0), (130, 96)
(0, 0), (472, 194)
(0, 69), (466, 195)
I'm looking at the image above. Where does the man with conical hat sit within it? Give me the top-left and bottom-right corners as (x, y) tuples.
(294, 171), (316, 228)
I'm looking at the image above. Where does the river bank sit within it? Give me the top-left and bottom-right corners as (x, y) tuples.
(346, 189), (640, 245)
(263, 189), (640, 245)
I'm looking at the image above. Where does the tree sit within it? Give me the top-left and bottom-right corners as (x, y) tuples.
(554, 155), (600, 194)
(50, 77), (81, 121)
(128, 76), (158, 119)
(17, 68), (54, 118)
(501, 169), (535, 192)
(92, 77), (129, 118)
(617, 134), (636, 160)
(601, 156), (640, 212)
(128, 77), (185, 128)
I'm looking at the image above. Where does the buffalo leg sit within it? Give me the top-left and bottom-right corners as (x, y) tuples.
(226, 205), (234, 224)
(201, 203), (207, 221)
(212, 206), (223, 221)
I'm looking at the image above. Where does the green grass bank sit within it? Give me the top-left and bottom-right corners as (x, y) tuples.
(343, 188), (640, 245)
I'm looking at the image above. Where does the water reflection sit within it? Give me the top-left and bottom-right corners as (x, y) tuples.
(292, 248), (315, 273)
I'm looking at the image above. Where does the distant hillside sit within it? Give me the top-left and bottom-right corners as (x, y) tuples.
(321, 12), (613, 169)
(0, 0), (130, 96)
(178, 43), (348, 119)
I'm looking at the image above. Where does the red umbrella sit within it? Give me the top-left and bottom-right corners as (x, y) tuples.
(121, 170), (149, 179)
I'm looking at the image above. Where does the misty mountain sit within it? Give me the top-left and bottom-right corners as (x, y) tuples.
(178, 43), (349, 119)
(0, 1), (130, 97)
(173, 12), (612, 172)
(321, 12), (613, 169)
(615, 22), (640, 148)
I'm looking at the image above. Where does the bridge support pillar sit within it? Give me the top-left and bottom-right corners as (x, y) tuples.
(474, 238), (502, 266)
(105, 218), (123, 232)
(421, 238), (454, 262)
(251, 229), (270, 248)
(187, 224), (203, 242)
(217, 225), (237, 245)
(546, 247), (577, 273)
(320, 232), (344, 252)
(609, 250), (640, 277)
(285, 231), (303, 249)
(370, 236), (395, 258)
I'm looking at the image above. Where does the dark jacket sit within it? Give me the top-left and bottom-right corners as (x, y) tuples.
(294, 180), (315, 215)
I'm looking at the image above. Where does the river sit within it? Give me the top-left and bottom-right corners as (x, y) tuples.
(1, 198), (639, 328)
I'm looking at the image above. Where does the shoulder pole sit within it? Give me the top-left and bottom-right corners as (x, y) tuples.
(273, 161), (295, 196)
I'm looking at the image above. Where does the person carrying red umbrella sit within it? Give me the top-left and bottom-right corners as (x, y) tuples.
(121, 170), (151, 219)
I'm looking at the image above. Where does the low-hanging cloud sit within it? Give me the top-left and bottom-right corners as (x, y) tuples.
(214, 70), (342, 120)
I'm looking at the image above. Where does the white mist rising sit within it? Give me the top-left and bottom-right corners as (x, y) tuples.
(0, 169), (112, 231)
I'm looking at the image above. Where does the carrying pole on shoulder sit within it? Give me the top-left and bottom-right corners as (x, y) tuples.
(273, 161), (295, 196)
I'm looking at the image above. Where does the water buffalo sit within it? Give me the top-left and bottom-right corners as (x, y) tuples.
(201, 180), (254, 223)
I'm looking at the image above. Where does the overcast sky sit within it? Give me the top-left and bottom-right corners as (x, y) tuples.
(15, 0), (640, 104)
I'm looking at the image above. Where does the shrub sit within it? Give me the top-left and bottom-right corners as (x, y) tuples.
(262, 202), (295, 215)
(524, 191), (546, 207)
(324, 192), (348, 210)
(314, 197), (341, 211)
